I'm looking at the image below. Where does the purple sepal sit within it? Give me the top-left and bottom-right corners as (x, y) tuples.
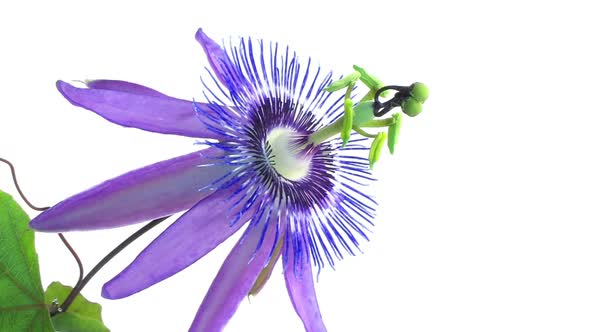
(30, 147), (230, 232)
(283, 241), (327, 332)
(56, 80), (224, 139)
(102, 185), (260, 299)
(189, 217), (281, 332)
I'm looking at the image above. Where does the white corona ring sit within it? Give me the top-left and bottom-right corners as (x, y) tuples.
(266, 128), (310, 181)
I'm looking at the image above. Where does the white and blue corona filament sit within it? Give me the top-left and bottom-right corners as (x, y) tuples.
(194, 35), (378, 274)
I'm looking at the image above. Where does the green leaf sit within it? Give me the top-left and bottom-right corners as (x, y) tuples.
(0, 190), (54, 332)
(45, 282), (110, 332)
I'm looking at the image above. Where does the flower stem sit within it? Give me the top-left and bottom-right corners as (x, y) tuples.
(1, 157), (167, 316)
(58, 215), (169, 314)
(353, 126), (378, 139)
(309, 117), (344, 145)
(362, 118), (394, 128)
(0, 157), (50, 211)
(1, 157), (83, 314)
(57, 233), (84, 298)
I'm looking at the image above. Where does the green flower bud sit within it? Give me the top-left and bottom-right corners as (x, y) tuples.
(410, 82), (429, 103)
(402, 97), (422, 117)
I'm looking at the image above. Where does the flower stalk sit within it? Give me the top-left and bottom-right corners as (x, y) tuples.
(58, 215), (169, 313)
(1, 157), (167, 316)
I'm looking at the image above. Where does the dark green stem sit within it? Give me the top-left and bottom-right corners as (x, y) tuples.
(1, 157), (83, 297)
(1, 157), (167, 316)
(57, 215), (169, 314)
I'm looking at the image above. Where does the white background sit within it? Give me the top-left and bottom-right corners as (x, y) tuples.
(1, 1), (589, 331)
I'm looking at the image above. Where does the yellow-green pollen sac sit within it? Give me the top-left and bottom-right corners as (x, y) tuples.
(267, 128), (310, 181)
(307, 65), (428, 168)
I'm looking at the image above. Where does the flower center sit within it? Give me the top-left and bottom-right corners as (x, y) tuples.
(266, 128), (310, 181)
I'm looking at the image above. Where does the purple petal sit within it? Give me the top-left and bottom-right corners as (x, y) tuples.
(30, 147), (230, 232)
(85, 79), (167, 97)
(56, 80), (223, 139)
(189, 217), (281, 332)
(102, 185), (260, 299)
(283, 243), (327, 332)
(195, 28), (249, 91)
